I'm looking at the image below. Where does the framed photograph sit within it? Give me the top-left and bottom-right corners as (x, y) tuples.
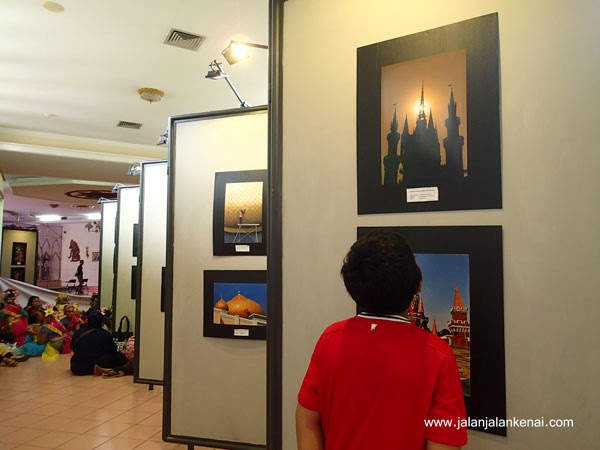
(213, 170), (267, 256)
(357, 226), (506, 436)
(132, 223), (140, 257)
(203, 270), (267, 340)
(92, 252), (100, 262)
(10, 267), (26, 281)
(11, 242), (27, 265)
(357, 13), (501, 214)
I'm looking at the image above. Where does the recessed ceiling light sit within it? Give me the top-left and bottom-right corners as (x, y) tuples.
(44, 113), (56, 118)
(37, 214), (61, 222)
(43, 2), (64, 13)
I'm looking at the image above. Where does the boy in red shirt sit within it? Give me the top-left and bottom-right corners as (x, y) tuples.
(297, 231), (468, 450)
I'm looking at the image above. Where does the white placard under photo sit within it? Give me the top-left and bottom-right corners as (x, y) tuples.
(136, 161), (167, 385)
(165, 107), (267, 448)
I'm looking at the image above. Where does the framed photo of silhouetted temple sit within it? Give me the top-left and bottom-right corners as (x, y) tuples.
(357, 13), (501, 214)
(213, 169), (267, 256)
(357, 226), (506, 436)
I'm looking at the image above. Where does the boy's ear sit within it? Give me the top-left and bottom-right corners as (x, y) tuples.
(416, 281), (423, 293)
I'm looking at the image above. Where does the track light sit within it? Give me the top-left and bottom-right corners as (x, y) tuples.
(127, 162), (141, 176)
(157, 128), (168, 145)
(221, 40), (268, 65)
(205, 60), (250, 108)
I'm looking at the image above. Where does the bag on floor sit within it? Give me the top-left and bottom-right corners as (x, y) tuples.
(41, 343), (60, 361)
(113, 316), (133, 352)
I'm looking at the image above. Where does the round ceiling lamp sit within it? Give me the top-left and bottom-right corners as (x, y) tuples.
(138, 87), (164, 104)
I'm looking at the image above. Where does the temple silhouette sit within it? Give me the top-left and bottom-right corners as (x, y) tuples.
(383, 85), (465, 187)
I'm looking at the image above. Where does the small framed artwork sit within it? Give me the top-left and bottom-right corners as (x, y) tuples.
(213, 170), (267, 256)
(203, 270), (267, 340)
(132, 223), (140, 257)
(10, 267), (26, 281)
(11, 242), (27, 265)
(92, 252), (100, 262)
(357, 226), (506, 436)
(356, 13), (501, 214)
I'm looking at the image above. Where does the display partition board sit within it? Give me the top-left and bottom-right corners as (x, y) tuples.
(135, 161), (167, 385)
(113, 186), (140, 332)
(165, 107), (268, 449)
(99, 201), (117, 308)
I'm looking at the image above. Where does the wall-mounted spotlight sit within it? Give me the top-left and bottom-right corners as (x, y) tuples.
(157, 128), (169, 146)
(127, 162), (142, 176)
(205, 60), (250, 108)
(221, 40), (268, 65)
(111, 183), (125, 193)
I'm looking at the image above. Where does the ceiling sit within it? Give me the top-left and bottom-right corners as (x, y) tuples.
(0, 0), (268, 227)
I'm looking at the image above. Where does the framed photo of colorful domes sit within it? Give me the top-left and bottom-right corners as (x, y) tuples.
(357, 226), (506, 436)
(203, 270), (267, 340)
(357, 13), (501, 214)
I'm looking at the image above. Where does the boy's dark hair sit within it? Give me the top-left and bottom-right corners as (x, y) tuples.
(341, 231), (422, 314)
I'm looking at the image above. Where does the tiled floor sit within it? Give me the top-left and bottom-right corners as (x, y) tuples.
(0, 355), (215, 450)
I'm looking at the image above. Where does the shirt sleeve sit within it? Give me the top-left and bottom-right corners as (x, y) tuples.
(297, 333), (325, 412)
(424, 349), (469, 447)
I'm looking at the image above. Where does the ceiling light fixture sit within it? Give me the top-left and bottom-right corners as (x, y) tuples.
(138, 87), (165, 104)
(221, 40), (268, 65)
(205, 60), (250, 108)
(43, 1), (64, 13)
(37, 214), (61, 222)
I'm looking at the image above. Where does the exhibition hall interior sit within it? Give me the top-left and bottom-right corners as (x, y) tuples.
(1, 1), (598, 450)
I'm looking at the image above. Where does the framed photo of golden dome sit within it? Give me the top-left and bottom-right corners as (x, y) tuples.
(213, 169), (267, 256)
(203, 270), (267, 340)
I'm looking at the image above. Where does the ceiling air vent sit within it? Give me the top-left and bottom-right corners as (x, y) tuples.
(164, 28), (205, 51)
(117, 121), (142, 130)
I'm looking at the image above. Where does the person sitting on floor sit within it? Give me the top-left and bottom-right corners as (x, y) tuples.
(0, 343), (28, 366)
(24, 296), (43, 315)
(14, 309), (47, 357)
(37, 306), (71, 359)
(70, 310), (128, 376)
(60, 303), (84, 335)
(0, 289), (28, 346)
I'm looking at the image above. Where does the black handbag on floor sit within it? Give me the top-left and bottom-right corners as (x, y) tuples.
(113, 316), (133, 351)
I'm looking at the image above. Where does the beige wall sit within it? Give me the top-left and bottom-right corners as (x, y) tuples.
(281, 1), (600, 449)
(1, 229), (37, 283)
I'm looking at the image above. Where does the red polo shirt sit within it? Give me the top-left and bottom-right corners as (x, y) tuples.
(298, 314), (468, 450)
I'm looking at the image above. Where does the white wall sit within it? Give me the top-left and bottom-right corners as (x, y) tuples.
(281, 1), (600, 449)
(99, 201), (117, 307)
(59, 222), (100, 286)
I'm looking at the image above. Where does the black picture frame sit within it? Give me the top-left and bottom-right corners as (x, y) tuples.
(357, 13), (501, 214)
(11, 242), (27, 266)
(132, 223), (140, 257)
(10, 267), (26, 281)
(203, 270), (267, 340)
(357, 226), (506, 436)
(213, 170), (268, 256)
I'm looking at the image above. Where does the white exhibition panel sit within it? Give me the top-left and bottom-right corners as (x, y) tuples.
(114, 186), (139, 331)
(137, 161), (167, 383)
(169, 110), (267, 445)
(99, 201), (117, 308)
